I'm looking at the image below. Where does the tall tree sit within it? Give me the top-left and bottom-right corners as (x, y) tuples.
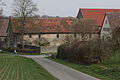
(111, 26), (120, 51)
(0, 0), (6, 7)
(12, 0), (38, 48)
(0, 0), (6, 28)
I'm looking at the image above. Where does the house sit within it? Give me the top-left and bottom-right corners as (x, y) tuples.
(77, 8), (120, 31)
(7, 17), (98, 48)
(100, 12), (120, 40)
(7, 18), (75, 48)
(0, 18), (9, 48)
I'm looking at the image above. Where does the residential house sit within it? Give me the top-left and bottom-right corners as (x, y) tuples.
(7, 18), (75, 48)
(7, 18), (98, 48)
(77, 8), (120, 32)
(100, 12), (120, 39)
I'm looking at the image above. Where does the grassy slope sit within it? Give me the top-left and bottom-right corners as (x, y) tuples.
(48, 50), (120, 80)
(0, 55), (58, 80)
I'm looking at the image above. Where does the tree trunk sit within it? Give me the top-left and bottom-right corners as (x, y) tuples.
(21, 17), (26, 49)
(21, 32), (24, 49)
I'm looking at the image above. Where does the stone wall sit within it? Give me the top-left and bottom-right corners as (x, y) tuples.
(22, 33), (99, 46)
(23, 34), (71, 46)
(40, 46), (58, 53)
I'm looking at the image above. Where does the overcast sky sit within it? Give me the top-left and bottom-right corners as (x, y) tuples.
(2, 0), (120, 17)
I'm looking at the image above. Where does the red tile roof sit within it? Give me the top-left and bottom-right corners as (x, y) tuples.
(79, 8), (120, 26)
(12, 18), (75, 33)
(0, 19), (9, 37)
(12, 18), (98, 34)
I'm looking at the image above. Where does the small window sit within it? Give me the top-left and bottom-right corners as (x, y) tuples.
(29, 34), (32, 38)
(74, 34), (77, 38)
(103, 28), (110, 31)
(57, 34), (59, 38)
(106, 20), (107, 24)
(39, 34), (41, 38)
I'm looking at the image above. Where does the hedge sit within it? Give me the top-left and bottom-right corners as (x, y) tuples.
(57, 40), (112, 64)
(2, 48), (40, 53)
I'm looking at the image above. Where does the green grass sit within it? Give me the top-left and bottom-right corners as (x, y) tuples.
(0, 54), (58, 80)
(48, 50), (120, 80)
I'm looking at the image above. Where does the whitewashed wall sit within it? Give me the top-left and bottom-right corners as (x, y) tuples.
(23, 33), (99, 46)
(100, 16), (112, 39)
(23, 34), (71, 46)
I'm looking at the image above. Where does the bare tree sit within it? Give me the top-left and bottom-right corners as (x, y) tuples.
(111, 26), (120, 51)
(0, 0), (6, 26)
(0, 0), (6, 6)
(12, 0), (38, 48)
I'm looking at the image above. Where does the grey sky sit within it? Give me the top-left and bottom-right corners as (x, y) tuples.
(2, 0), (120, 17)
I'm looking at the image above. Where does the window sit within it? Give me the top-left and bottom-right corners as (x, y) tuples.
(39, 34), (41, 38)
(57, 34), (59, 38)
(103, 28), (110, 31)
(29, 34), (32, 38)
(106, 20), (107, 24)
(74, 34), (77, 38)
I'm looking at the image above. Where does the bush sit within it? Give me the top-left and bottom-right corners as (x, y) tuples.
(2, 48), (40, 53)
(57, 40), (112, 64)
(17, 49), (34, 53)
(2, 48), (15, 52)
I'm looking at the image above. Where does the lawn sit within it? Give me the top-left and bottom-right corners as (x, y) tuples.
(48, 50), (120, 80)
(0, 54), (58, 80)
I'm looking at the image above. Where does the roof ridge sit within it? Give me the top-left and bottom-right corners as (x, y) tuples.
(106, 12), (120, 14)
(80, 8), (120, 10)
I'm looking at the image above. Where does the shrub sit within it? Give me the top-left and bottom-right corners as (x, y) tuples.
(16, 49), (34, 53)
(2, 48), (15, 52)
(2, 48), (40, 53)
(57, 40), (112, 64)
